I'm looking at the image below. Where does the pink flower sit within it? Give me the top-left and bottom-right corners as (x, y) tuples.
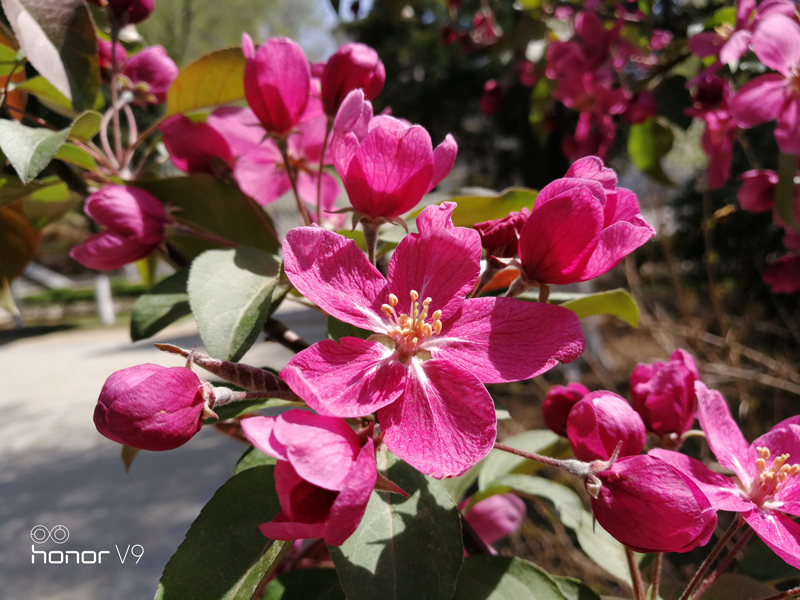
(630, 349), (700, 440)
(622, 91), (657, 125)
(89, 0), (154, 25)
(242, 34), (311, 137)
(94, 365), (210, 451)
(160, 115), (234, 176)
(764, 254), (800, 293)
(70, 185), (169, 271)
(687, 82), (741, 189)
(591, 454), (717, 553)
(479, 80), (502, 116)
(241, 410), (378, 546)
(331, 91), (458, 221)
(567, 391), (646, 461)
(738, 170), (779, 213)
(463, 494), (526, 549)
(474, 209), (530, 260)
(120, 46), (179, 105)
(516, 156), (655, 285)
(280, 203), (585, 478)
(541, 382), (589, 437)
(730, 15), (800, 154)
(652, 382), (800, 568)
(321, 43), (385, 115)
(98, 39), (127, 82)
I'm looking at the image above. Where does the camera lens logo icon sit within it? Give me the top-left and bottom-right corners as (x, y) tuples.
(30, 525), (69, 544)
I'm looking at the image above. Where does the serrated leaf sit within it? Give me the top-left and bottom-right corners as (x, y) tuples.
(167, 47), (246, 116)
(327, 315), (372, 341)
(154, 465), (283, 600)
(54, 143), (97, 172)
(561, 289), (639, 328)
(130, 268), (192, 341)
(69, 110), (102, 141)
(263, 568), (346, 600)
(628, 118), (674, 185)
(453, 556), (568, 600)
(1, 0), (99, 111)
(775, 152), (797, 229)
(412, 188), (537, 227)
(330, 452), (463, 600)
(0, 200), (41, 282)
(478, 430), (563, 490)
(0, 120), (70, 183)
(188, 248), (280, 362)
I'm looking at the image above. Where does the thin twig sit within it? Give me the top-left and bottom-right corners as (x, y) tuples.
(650, 553), (663, 600)
(701, 362), (800, 396)
(276, 138), (312, 226)
(692, 528), (754, 600)
(761, 587), (800, 600)
(492, 442), (563, 468)
(678, 518), (740, 600)
(263, 318), (311, 354)
(626, 547), (646, 600)
(109, 26), (124, 164)
(316, 117), (333, 224)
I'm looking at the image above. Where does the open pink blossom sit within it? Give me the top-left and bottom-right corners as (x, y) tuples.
(730, 15), (800, 154)
(652, 382), (800, 568)
(462, 494), (526, 550)
(516, 156), (655, 285)
(120, 46), (178, 105)
(541, 382), (589, 437)
(330, 90), (457, 221)
(630, 349), (699, 440)
(321, 43), (385, 115)
(567, 391), (646, 461)
(242, 34), (310, 136)
(281, 203), (585, 478)
(161, 115), (234, 176)
(70, 185), (169, 271)
(98, 39), (127, 83)
(241, 410), (378, 546)
(591, 454), (717, 553)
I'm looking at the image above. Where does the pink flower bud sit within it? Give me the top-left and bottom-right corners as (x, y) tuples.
(89, 0), (154, 25)
(541, 382), (589, 437)
(242, 34), (311, 136)
(98, 39), (127, 83)
(70, 185), (169, 271)
(566, 391), (645, 461)
(120, 46), (179, 105)
(321, 43), (385, 115)
(464, 493), (526, 547)
(763, 254), (800, 293)
(622, 91), (657, 125)
(590, 455), (717, 553)
(94, 365), (208, 451)
(479, 79), (502, 116)
(474, 209), (530, 260)
(630, 349), (700, 439)
(160, 115), (234, 176)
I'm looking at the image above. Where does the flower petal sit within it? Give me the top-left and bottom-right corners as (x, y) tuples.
(730, 74), (788, 128)
(466, 494), (526, 545)
(325, 441), (378, 546)
(565, 156), (617, 191)
(775, 95), (800, 155)
(720, 30), (752, 65)
(387, 202), (481, 323)
(695, 382), (754, 485)
(576, 217), (655, 280)
(283, 227), (388, 331)
(206, 107), (264, 158)
(233, 143), (292, 206)
(753, 15), (800, 76)
(536, 177), (607, 208)
(282, 338), (405, 417)
(431, 297), (584, 383)
(743, 509), (800, 569)
(649, 449), (755, 512)
(378, 358), (496, 479)
(763, 255), (800, 294)
(429, 134), (457, 191)
(240, 416), (288, 460)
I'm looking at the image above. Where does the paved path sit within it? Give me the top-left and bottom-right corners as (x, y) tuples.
(0, 303), (327, 600)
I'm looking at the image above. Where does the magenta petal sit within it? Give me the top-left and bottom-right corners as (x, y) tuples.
(233, 143), (292, 206)
(720, 30), (752, 65)
(536, 177), (607, 208)
(649, 449), (754, 512)
(738, 170), (778, 213)
(325, 441), (378, 546)
(378, 359), (496, 479)
(603, 188), (642, 227)
(387, 202), (481, 323)
(695, 382), (754, 485)
(282, 338), (405, 417)
(274, 410), (363, 491)
(70, 230), (159, 271)
(763, 255), (800, 293)
(565, 156), (617, 190)
(434, 297), (584, 383)
(160, 115), (233, 174)
(743, 509), (800, 569)
(753, 15), (800, 76)
(240, 416), (288, 460)
(429, 134), (458, 191)
(775, 95), (800, 155)
(688, 32), (724, 57)
(577, 218), (655, 280)
(295, 171), (340, 209)
(207, 107), (265, 157)
(730, 74), (788, 128)
(259, 513), (327, 541)
(283, 227), (388, 331)
(333, 89), (373, 141)
(466, 494), (526, 545)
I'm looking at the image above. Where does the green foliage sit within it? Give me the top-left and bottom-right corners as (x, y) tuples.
(330, 452), (464, 600)
(69, 110), (102, 141)
(233, 447), (276, 475)
(166, 48), (247, 115)
(0, 120), (70, 183)
(551, 577), (601, 600)
(262, 568), (346, 600)
(628, 118), (674, 185)
(477, 430), (564, 490)
(154, 465), (283, 600)
(453, 556), (568, 600)
(21, 180), (82, 229)
(554, 289), (640, 328)
(13, 75), (75, 116)
(188, 247), (280, 362)
(327, 315), (372, 341)
(53, 143), (98, 173)
(130, 268), (191, 341)
(413, 188), (537, 227)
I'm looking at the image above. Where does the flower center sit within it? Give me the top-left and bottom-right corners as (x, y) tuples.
(379, 290), (442, 361)
(714, 22), (735, 41)
(749, 446), (800, 506)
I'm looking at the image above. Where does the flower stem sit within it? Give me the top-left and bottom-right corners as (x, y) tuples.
(174, 224), (240, 248)
(277, 138), (312, 226)
(211, 388), (303, 407)
(692, 527), (754, 600)
(650, 553), (662, 600)
(109, 26), (124, 165)
(678, 517), (740, 600)
(492, 442), (564, 468)
(626, 547), (646, 600)
(316, 117), (333, 224)
(362, 219), (380, 266)
(761, 587), (800, 600)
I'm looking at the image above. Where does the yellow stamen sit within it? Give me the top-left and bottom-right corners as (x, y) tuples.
(388, 293), (399, 307)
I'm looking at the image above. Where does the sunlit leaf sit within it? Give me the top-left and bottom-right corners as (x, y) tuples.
(0, 120), (70, 183)
(167, 47), (247, 116)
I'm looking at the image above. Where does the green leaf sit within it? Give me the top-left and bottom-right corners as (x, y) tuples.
(53, 143), (97, 172)
(775, 152), (797, 229)
(412, 188), (537, 227)
(69, 110), (103, 141)
(443, 458), (484, 503)
(263, 568), (346, 600)
(0, 175), (47, 208)
(552, 577), (601, 600)
(628, 118), (674, 185)
(705, 6), (737, 28)
(188, 247), (280, 362)
(453, 556), (567, 600)
(121, 445), (140, 473)
(233, 447), (276, 476)
(167, 47), (247, 116)
(207, 398), (303, 424)
(0, 120), (70, 183)
(701, 573), (775, 600)
(154, 465), (283, 600)
(653, 76), (693, 130)
(327, 315), (372, 341)
(1, 0), (99, 111)
(13, 75), (75, 116)
(130, 268), (192, 341)
(21, 180), (82, 229)
(0, 200), (41, 282)
(560, 289), (639, 328)
(478, 430), (564, 490)
(330, 452), (463, 600)
(134, 175), (279, 257)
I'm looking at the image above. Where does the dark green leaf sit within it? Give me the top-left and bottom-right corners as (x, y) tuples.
(130, 268), (191, 341)
(154, 465), (283, 600)
(330, 452), (463, 600)
(0, 175), (47, 208)
(233, 447), (276, 476)
(327, 315), (372, 341)
(1, 0), (99, 111)
(188, 247), (280, 362)
(628, 118), (674, 185)
(453, 556), (567, 600)
(775, 152), (797, 229)
(478, 430), (564, 490)
(552, 577), (601, 600)
(0, 120), (70, 183)
(263, 568), (346, 600)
